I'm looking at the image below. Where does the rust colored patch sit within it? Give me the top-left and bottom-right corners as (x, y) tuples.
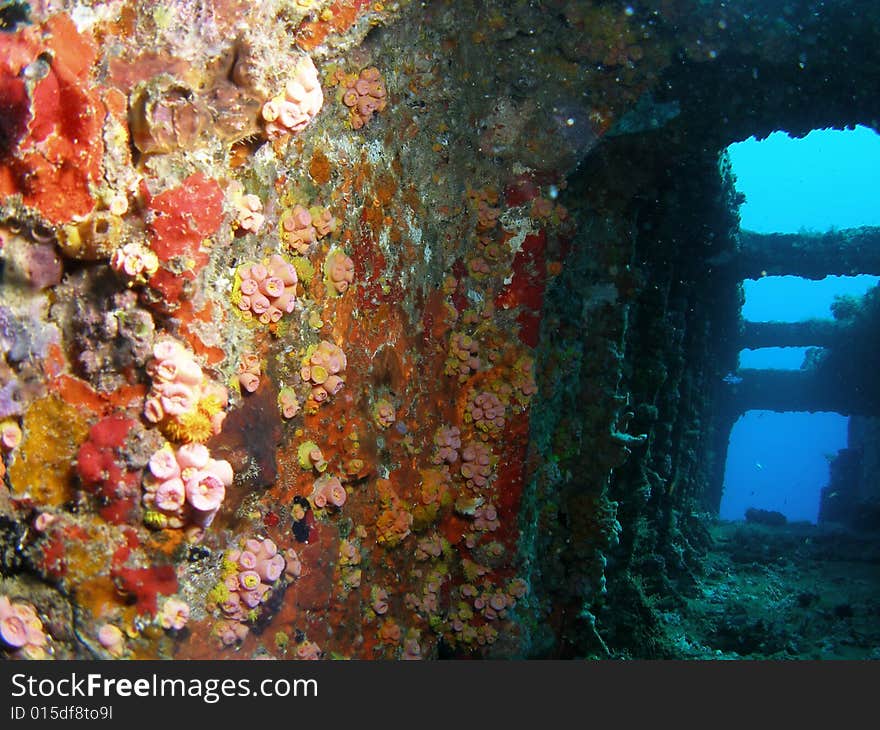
(296, 0), (373, 50)
(44, 14), (97, 81)
(107, 384), (148, 411)
(178, 299), (226, 366)
(309, 148), (332, 185)
(494, 230), (548, 347)
(374, 172), (397, 206)
(515, 310), (542, 347)
(106, 52), (191, 94)
(440, 514), (469, 546)
(112, 564), (178, 616)
(39, 533), (68, 580)
(492, 412), (530, 546)
(143, 528), (186, 559)
(0, 14), (105, 223)
(146, 267), (193, 309)
(53, 374), (107, 415)
(75, 576), (120, 619)
(147, 172), (224, 265)
(101, 86), (128, 122)
(229, 139), (259, 168)
(43, 343), (66, 379)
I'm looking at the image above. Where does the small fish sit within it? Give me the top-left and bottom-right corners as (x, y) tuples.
(722, 372), (743, 385)
(755, 462), (763, 471)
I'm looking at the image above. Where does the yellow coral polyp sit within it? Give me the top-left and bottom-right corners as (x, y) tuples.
(207, 582), (230, 607)
(310, 365), (329, 384)
(297, 440), (325, 470)
(159, 392), (224, 444)
(300, 343), (318, 365)
(143, 510), (169, 530)
(291, 256), (315, 284)
(229, 269), (245, 308)
(220, 558), (239, 578)
(199, 394), (224, 418)
(161, 409), (213, 444)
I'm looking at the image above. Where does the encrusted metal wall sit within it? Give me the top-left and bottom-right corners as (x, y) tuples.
(0, 0), (877, 660)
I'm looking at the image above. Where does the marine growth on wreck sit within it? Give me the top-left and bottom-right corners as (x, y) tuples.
(1, 0), (879, 660)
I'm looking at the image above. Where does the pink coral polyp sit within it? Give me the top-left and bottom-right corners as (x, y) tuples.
(236, 255), (297, 324)
(144, 397), (164, 424)
(185, 472), (225, 513)
(280, 205), (315, 254)
(0, 597), (48, 657)
(279, 388), (299, 419)
(155, 478), (186, 512)
(0, 614), (27, 647)
(280, 204), (335, 255)
(143, 443), (233, 531)
(144, 336), (228, 445)
(239, 570), (261, 591)
(262, 56), (323, 139)
(159, 598), (190, 631)
(342, 67), (387, 129)
(313, 474), (346, 509)
(260, 554), (285, 583)
(157, 382), (196, 416)
(238, 551), (258, 570)
(216, 538), (289, 644)
(326, 249), (355, 295)
(238, 353), (261, 394)
(149, 446), (180, 480)
(177, 443), (209, 470)
(461, 442), (492, 489)
(302, 341), (347, 405)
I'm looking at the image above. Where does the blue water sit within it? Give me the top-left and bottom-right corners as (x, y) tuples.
(721, 411), (846, 523)
(738, 347), (809, 370)
(728, 125), (880, 233)
(720, 126), (880, 523)
(742, 275), (880, 322)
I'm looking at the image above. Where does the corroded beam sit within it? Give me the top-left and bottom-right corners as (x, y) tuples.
(740, 319), (845, 349)
(730, 368), (858, 415)
(735, 227), (880, 280)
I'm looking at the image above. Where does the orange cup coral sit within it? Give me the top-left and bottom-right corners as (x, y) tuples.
(237, 352), (262, 393)
(341, 67), (387, 129)
(300, 340), (347, 405)
(234, 255), (298, 325)
(325, 248), (355, 295)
